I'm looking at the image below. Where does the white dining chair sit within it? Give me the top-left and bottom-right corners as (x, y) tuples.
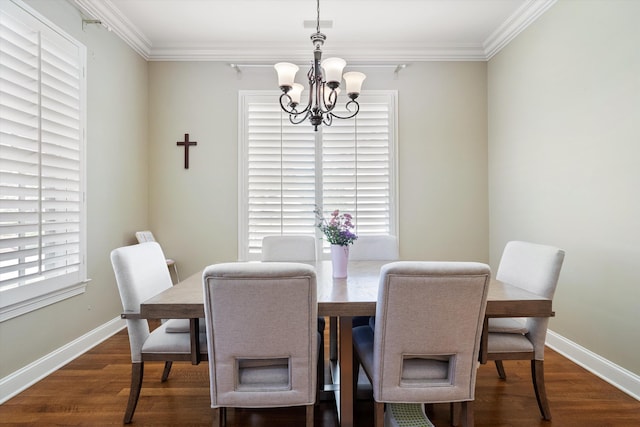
(135, 230), (180, 283)
(349, 234), (399, 261)
(261, 234), (317, 262)
(485, 240), (565, 420)
(110, 242), (207, 424)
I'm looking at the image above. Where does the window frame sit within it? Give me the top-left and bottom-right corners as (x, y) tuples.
(238, 89), (398, 261)
(0, 0), (88, 322)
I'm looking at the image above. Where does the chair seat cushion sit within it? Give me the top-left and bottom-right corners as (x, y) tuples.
(164, 318), (206, 333)
(142, 322), (207, 354)
(487, 332), (534, 353)
(353, 325), (375, 377)
(487, 317), (528, 334)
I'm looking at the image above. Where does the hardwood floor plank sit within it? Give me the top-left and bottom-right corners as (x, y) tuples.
(1, 329), (638, 426)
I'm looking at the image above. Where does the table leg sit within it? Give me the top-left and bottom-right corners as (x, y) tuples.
(479, 317), (488, 364)
(190, 318), (201, 365)
(339, 316), (354, 427)
(330, 316), (338, 361)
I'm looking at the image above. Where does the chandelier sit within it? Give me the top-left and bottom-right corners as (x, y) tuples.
(274, 0), (366, 131)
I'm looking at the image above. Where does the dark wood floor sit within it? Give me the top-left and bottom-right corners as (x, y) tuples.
(1, 327), (639, 426)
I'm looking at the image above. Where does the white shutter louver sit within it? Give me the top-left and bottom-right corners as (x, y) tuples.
(0, 0), (86, 315)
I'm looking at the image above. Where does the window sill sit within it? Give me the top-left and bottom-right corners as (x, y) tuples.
(0, 279), (90, 322)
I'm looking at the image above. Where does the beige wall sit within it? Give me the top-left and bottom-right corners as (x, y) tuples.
(0, 0), (149, 377)
(148, 62), (489, 278)
(2, 1), (489, 379)
(488, 0), (640, 374)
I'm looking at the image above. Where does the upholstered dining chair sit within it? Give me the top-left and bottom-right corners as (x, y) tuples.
(135, 230), (180, 283)
(349, 234), (399, 261)
(202, 262), (319, 426)
(261, 234), (317, 262)
(352, 261), (491, 427)
(110, 242), (207, 424)
(261, 234), (325, 392)
(485, 240), (565, 420)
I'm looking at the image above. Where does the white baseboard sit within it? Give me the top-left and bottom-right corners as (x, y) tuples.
(0, 316), (126, 404)
(546, 329), (640, 400)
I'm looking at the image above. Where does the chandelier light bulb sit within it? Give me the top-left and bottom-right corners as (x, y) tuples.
(274, 62), (299, 90)
(321, 57), (346, 88)
(343, 71), (367, 98)
(289, 83), (304, 106)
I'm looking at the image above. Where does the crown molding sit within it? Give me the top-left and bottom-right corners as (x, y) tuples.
(73, 0), (151, 60)
(72, 0), (556, 62)
(483, 0), (558, 59)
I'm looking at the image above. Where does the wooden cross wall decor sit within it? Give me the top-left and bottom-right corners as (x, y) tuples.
(177, 133), (197, 169)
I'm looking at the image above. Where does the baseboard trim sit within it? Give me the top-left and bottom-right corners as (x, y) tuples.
(0, 316), (126, 404)
(546, 329), (640, 400)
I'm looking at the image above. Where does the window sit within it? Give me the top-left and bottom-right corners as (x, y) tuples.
(0, 0), (87, 321)
(239, 90), (397, 260)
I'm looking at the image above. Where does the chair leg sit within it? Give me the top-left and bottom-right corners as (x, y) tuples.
(306, 404), (314, 427)
(161, 361), (173, 382)
(374, 401), (384, 427)
(531, 359), (552, 420)
(211, 407), (221, 427)
(460, 401), (474, 427)
(451, 402), (461, 426)
(352, 351), (360, 403)
(495, 360), (507, 379)
(124, 362), (144, 424)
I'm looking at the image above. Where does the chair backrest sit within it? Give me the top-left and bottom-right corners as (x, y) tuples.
(349, 235), (399, 261)
(496, 240), (565, 356)
(135, 230), (156, 243)
(110, 242), (174, 361)
(203, 262), (318, 408)
(372, 261), (491, 403)
(261, 235), (317, 262)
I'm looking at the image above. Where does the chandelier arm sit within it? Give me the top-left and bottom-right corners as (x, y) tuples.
(278, 93), (313, 117)
(323, 113), (333, 127)
(328, 100), (361, 120)
(289, 110), (311, 125)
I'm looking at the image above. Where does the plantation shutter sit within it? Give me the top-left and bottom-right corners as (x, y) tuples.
(321, 94), (394, 237)
(0, 2), (85, 294)
(244, 98), (317, 256)
(240, 90), (396, 260)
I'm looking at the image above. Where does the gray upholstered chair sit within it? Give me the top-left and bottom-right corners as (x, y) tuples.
(202, 262), (318, 426)
(486, 240), (565, 420)
(350, 234), (399, 354)
(353, 261), (491, 427)
(349, 234), (399, 261)
(110, 242), (207, 424)
(261, 234), (325, 392)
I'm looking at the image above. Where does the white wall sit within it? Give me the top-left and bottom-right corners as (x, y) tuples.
(488, 0), (640, 374)
(147, 61), (489, 277)
(0, 0), (149, 377)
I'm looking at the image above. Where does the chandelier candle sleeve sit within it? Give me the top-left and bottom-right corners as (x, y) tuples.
(274, 0), (365, 130)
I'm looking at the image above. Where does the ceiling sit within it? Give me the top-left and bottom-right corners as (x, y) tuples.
(73, 0), (557, 63)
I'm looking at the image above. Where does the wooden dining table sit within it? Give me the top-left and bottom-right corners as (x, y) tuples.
(138, 260), (554, 427)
